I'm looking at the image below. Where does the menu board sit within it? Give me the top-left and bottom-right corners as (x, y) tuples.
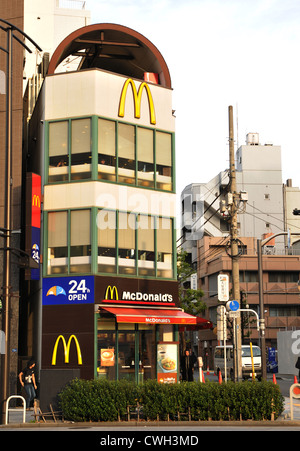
(157, 343), (178, 384)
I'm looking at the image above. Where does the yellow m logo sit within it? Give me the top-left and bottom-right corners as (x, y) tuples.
(119, 78), (156, 125)
(105, 285), (118, 300)
(51, 334), (82, 366)
(32, 194), (40, 208)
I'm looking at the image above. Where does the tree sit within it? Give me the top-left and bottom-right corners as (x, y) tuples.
(177, 250), (206, 316)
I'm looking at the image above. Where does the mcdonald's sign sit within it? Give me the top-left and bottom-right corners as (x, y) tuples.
(32, 194), (41, 209)
(51, 334), (83, 366)
(119, 78), (156, 125)
(25, 173), (41, 280)
(105, 285), (118, 301)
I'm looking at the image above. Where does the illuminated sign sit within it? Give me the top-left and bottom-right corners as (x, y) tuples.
(51, 334), (82, 366)
(118, 78), (156, 125)
(43, 276), (94, 305)
(104, 284), (174, 305)
(105, 285), (119, 301)
(25, 173), (41, 280)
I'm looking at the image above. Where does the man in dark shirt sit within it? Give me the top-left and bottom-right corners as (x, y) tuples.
(180, 349), (197, 381)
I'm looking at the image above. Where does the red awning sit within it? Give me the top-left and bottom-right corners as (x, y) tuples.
(99, 306), (212, 329)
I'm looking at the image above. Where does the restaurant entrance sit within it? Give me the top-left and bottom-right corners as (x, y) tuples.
(96, 312), (179, 382)
(96, 315), (159, 382)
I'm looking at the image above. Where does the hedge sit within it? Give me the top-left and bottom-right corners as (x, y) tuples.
(58, 379), (284, 422)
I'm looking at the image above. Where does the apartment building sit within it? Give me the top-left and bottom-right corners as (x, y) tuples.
(180, 134), (300, 367)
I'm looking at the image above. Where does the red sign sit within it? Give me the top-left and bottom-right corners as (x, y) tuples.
(31, 173), (41, 228)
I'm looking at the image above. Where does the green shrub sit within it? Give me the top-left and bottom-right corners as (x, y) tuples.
(59, 379), (284, 422)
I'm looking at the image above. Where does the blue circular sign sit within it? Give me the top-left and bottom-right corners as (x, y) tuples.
(229, 300), (240, 311)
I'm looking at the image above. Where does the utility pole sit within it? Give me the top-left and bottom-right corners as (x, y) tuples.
(0, 18), (42, 425)
(228, 106), (242, 381)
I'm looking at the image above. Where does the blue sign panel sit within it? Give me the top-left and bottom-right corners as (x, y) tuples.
(228, 300), (239, 311)
(31, 226), (40, 280)
(43, 276), (94, 305)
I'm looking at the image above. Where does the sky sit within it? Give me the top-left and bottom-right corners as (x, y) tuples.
(86, 0), (300, 200)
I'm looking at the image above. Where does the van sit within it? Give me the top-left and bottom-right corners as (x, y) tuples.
(214, 345), (262, 380)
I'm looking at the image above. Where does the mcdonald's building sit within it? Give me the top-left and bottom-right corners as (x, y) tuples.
(25, 24), (211, 395)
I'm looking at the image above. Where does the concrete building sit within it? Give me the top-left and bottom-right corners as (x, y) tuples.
(23, 23), (211, 408)
(0, 0), (90, 403)
(180, 134), (300, 367)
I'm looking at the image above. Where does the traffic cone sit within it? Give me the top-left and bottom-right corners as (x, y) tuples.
(206, 366), (210, 375)
(218, 371), (223, 384)
(294, 375), (298, 384)
(202, 369), (205, 383)
(272, 373), (277, 384)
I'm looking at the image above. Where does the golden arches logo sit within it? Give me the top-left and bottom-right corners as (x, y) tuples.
(105, 285), (118, 300)
(119, 78), (156, 125)
(32, 194), (40, 208)
(51, 334), (82, 366)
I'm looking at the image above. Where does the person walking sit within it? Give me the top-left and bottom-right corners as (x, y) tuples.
(19, 359), (37, 409)
(180, 349), (197, 381)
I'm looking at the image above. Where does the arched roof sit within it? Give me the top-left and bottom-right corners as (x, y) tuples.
(47, 23), (171, 88)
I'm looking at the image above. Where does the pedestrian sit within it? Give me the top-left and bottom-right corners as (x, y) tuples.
(295, 356), (300, 382)
(180, 349), (197, 382)
(19, 359), (37, 409)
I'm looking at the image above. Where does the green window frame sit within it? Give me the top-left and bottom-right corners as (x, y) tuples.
(44, 208), (176, 280)
(45, 116), (175, 192)
(45, 208), (92, 276)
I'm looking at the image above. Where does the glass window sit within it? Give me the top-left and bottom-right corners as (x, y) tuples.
(97, 209), (116, 273)
(71, 118), (91, 180)
(118, 123), (135, 184)
(269, 271), (299, 283)
(156, 131), (172, 191)
(48, 121), (69, 182)
(157, 217), (173, 278)
(139, 325), (156, 381)
(118, 212), (136, 275)
(97, 318), (116, 380)
(98, 118), (116, 181)
(47, 211), (68, 274)
(137, 128), (154, 188)
(137, 215), (155, 276)
(118, 329), (136, 382)
(70, 210), (91, 273)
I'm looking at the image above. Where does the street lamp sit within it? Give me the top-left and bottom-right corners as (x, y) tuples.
(257, 231), (300, 380)
(0, 17), (42, 425)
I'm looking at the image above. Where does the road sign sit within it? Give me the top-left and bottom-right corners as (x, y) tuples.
(226, 300), (240, 311)
(218, 274), (229, 302)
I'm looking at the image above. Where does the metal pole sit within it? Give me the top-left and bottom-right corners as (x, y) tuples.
(1, 26), (12, 425)
(257, 238), (267, 380)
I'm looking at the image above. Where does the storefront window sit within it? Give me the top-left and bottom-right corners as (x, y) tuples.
(118, 212), (136, 275)
(98, 118), (116, 181)
(97, 317), (157, 382)
(70, 210), (91, 273)
(157, 217), (173, 278)
(71, 118), (91, 180)
(137, 215), (155, 277)
(47, 211), (68, 274)
(139, 325), (156, 381)
(48, 121), (69, 182)
(156, 131), (172, 191)
(97, 318), (116, 381)
(118, 325), (136, 382)
(137, 127), (154, 188)
(97, 209), (116, 273)
(118, 123), (136, 184)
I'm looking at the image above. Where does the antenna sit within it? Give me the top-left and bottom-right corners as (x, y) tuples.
(236, 102), (239, 149)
